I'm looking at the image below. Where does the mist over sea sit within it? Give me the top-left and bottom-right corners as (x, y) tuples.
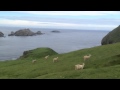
(0, 26), (109, 61)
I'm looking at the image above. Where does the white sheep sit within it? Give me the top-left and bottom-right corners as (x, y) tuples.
(83, 54), (91, 61)
(32, 59), (37, 64)
(53, 57), (58, 63)
(75, 63), (85, 70)
(45, 55), (49, 59)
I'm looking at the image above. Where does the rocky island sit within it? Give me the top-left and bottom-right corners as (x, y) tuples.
(8, 28), (44, 36)
(51, 30), (60, 33)
(0, 31), (4, 37)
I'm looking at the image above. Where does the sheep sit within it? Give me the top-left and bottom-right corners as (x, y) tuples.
(83, 54), (91, 61)
(53, 57), (58, 63)
(45, 55), (49, 59)
(32, 59), (37, 64)
(75, 63), (85, 70)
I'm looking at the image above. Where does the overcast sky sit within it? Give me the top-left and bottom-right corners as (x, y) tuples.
(0, 11), (120, 31)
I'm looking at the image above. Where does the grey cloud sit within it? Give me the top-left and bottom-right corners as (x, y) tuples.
(2, 16), (120, 26)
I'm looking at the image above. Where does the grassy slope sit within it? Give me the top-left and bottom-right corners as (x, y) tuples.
(101, 25), (120, 45)
(0, 43), (120, 79)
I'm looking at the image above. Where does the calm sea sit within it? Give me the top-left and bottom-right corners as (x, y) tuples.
(0, 26), (109, 61)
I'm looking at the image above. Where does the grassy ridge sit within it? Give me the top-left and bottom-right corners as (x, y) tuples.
(0, 43), (120, 79)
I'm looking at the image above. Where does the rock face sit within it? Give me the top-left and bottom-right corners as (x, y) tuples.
(8, 29), (43, 36)
(0, 31), (4, 37)
(101, 25), (120, 45)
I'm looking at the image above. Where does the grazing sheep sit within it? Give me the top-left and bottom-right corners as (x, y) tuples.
(32, 59), (37, 64)
(45, 55), (49, 59)
(83, 54), (91, 61)
(75, 63), (85, 70)
(53, 57), (58, 63)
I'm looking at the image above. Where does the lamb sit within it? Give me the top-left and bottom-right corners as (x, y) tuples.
(75, 63), (85, 70)
(83, 54), (91, 61)
(45, 55), (49, 59)
(53, 57), (58, 63)
(32, 59), (37, 63)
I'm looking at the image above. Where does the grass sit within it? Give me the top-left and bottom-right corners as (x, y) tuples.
(102, 25), (120, 45)
(0, 42), (120, 79)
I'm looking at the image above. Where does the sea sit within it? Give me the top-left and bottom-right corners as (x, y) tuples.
(0, 26), (109, 61)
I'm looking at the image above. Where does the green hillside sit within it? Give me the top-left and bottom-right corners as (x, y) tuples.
(101, 25), (120, 45)
(0, 43), (120, 79)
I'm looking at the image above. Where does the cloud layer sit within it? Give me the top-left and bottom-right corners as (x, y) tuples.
(0, 11), (120, 30)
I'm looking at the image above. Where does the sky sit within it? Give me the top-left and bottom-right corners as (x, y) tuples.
(0, 11), (120, 31)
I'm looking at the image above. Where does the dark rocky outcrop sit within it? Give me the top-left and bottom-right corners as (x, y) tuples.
(8, 29), (44, 36)
(0, 31), (4, 37)
(14, 29), (35, 36)
(8, 31), (15, 36)
(51, 30), (60, 33)
(35, 31), (43, 35)
(101, 25), (120, 45)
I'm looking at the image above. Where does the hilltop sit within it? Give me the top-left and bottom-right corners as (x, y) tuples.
(0, 42), (120, 79)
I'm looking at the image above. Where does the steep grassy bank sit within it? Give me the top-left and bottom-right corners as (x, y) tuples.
(101, 25), (120, 45)
(0, 43), (120, 79)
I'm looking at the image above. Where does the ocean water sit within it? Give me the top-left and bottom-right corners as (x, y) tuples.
(0, 26), (109, 61)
